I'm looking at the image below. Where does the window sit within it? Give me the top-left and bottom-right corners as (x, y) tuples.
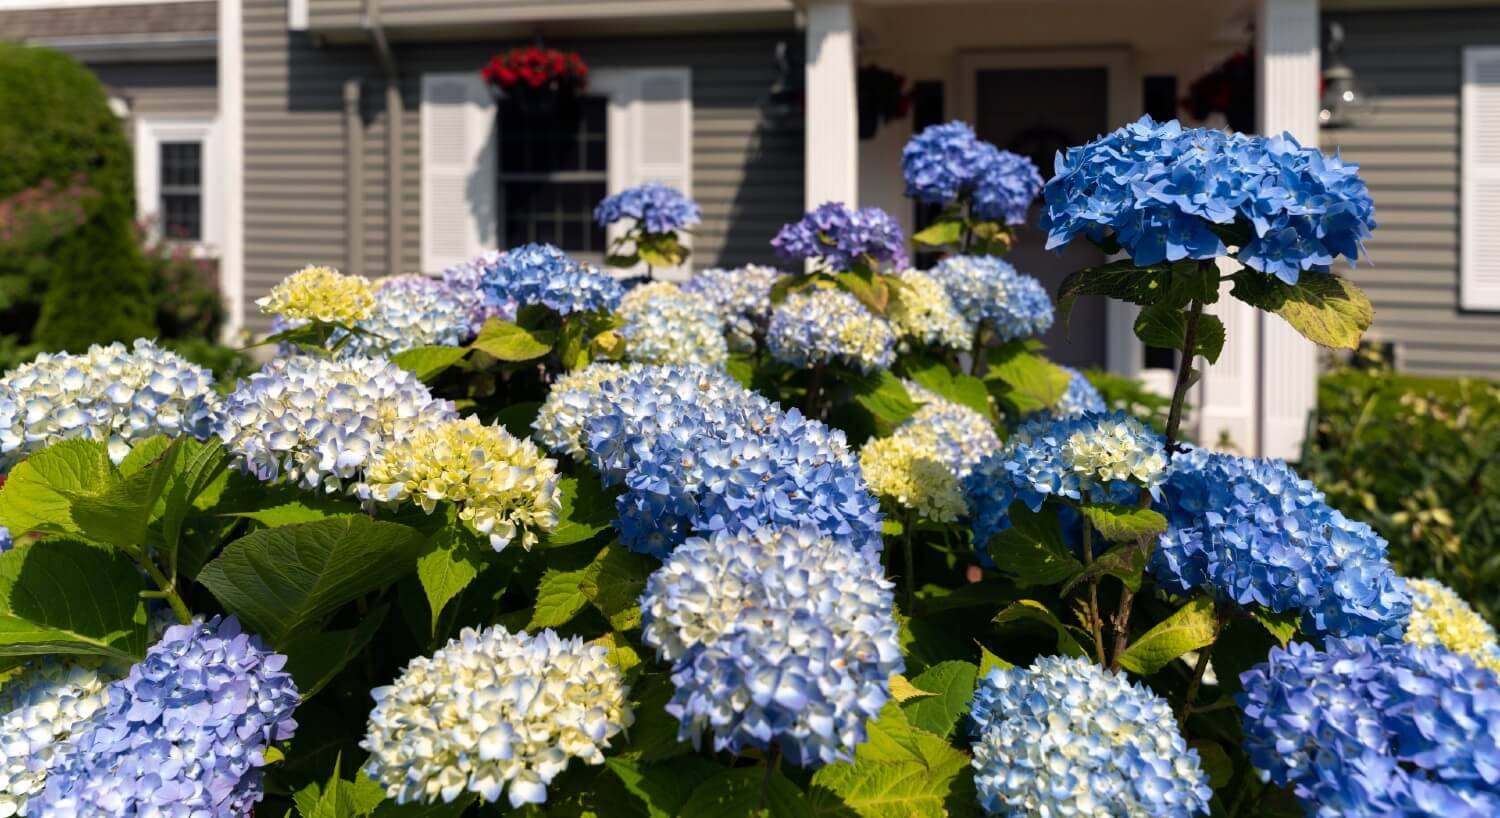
(497, 97), (608, 255)
(159, 141), (203, 241)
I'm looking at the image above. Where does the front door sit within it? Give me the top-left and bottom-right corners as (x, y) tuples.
(974, 67), (1110, 370)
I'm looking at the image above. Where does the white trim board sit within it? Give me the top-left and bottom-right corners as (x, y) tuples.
(218, 0), (245, 340)
(133, 114), (222, 255)
(0, 0), (203, 8)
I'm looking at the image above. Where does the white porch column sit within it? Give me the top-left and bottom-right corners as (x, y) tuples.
(804, 0), (859, 209)
(1256, 0), (1321, 460)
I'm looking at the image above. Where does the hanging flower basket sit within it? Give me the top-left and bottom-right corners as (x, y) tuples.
(481, 46), (589, 113)
(857, 64), (911, 141)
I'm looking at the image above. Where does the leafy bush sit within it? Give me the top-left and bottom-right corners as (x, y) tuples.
(1301, 363), (1500, 621)
(0, 43), (155, 356)
(3, 116), (1498, 818)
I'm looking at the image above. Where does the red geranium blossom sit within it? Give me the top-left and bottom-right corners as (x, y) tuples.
(482, 46), (588, 93)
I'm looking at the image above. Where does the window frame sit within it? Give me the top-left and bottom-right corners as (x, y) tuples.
(134, 114), (220, 255)
(495, 95), (610, 262)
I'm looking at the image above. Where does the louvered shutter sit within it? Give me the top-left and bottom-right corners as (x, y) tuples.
(420, 73), (497, 273)
(595, 68), (694, 280)
(1463, 47), (1500, 310)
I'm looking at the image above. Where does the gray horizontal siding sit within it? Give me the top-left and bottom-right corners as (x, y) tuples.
(244, 0), (804, 332)
(1324, 7), (1500, 377)
(308, 0), (792, 32)
(92, 60), (217, 119)
(0, 1), (215, 39)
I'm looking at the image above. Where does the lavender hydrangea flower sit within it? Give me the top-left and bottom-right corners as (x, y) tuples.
(1240, 637), (1500, 816)
(593, 182), (701, 233)
(478, 243), (624, 316)
(1153, 447), (1410, 640)
(0, 659), (110, 817)
(970, 657), (1212, 817)
(36, 616), (299, 818)
(1041, 116), (1376, 283)
(641, 526), (903, 767)
(767, 289), (896, 374)
(217, 355), (457, 495)
(442, 250), (516, 333)
(0, 339), (220, 471)
(772, 203), (908, 272)
(902, 121), (1042, 224)
(926, 255), (1054, 343)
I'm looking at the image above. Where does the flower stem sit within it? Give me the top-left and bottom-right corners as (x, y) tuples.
(903, 510), (917, 615)
(759, 744), (781, 810)
(1080, 498), (1107, 666)
(1111, 294), (1206, 670)
(969, 326), (987, 377)
(131, 546), (193, 625)
(805, 362), (826, 418)
(1177, 639), (1217, 724)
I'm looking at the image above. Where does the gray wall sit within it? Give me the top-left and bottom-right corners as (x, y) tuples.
(244, 0), (804, 332)
(93, 60), (218, 125)
(1323, 7), (1500, 377)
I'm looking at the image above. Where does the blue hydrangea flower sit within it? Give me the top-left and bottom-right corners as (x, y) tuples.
(899, 381), (1000, 478)
(36, 616), (299, 818)
(442, 250), (516, 333)
(217, 355), (457, 496)
(576, 365), (882, 557)
(962, 448), (1139, 565)
(972, 143), (1044, 226)
(926, 255), (1054, 343)
(0, 525), (10, 553)
(0, 659), (111, 817)
(478, 243), (624, 316)
(0, 339), (221, 471)
(641, 526), (903, 767)
(361, 624), (632, 809)
(903, 122), (1041, 224)
(1054, 366), (1107, 417)
(767, 288), (896, 374)
(1240, 637), (1500, 817)
(593, 182), (701, 233)
(680, 264), (785, 351)
(1001, 410), (1166, 510)
(970, 656), (1212, 817)
(1153, 447), (1410, 640)
(351, 274), (480, 354)
(1041, 116), (1376, 284)
(772, 203), (908, 272)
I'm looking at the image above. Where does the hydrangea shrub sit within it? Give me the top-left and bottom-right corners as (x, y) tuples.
(0, 118), (1463, 818)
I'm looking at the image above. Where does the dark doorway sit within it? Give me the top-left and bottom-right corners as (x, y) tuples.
(974, 67), (1109, 369)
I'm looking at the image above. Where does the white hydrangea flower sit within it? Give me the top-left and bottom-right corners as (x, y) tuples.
(360, 625), (633, 809)
(531, 363), (628, 461)
(366, 417), (561, 552)
(617, 283), (728, 367)
(889, 269), (973, 351)
(0, 339), (220, 470)
(859, 429), (968, 522)
(0, 660), (110, 818)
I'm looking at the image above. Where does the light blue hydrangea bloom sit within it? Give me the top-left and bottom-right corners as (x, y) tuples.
(1041, 116), (1376, 284)
(361, 624), (632, 809)
(346, 274), (481, 355)
(1154, 447), (1410, 640)
(0, 525), (10, 553)
(926, 255), (1054, 343)
(899, 381), (1000, 478)
(217, 355), (457, 495)
(767, 288), (896, 374)
(442, 250), (516, 333)
(1240, 637), (1500, 816)
(478, 243), (623, 316)
(970, 656), (1212, 817)
(1054, 366), (1107, 416)
(1001, 410), (1167, 510)
(641, 526), (902, 767)
(580, 365), (882, 557)
(593, 182), (701, 233)
(0, 339), (220, 471)
(0, 659), (111, 817)
(680, 264), (785, 351)
(36, 616), (299, 818)
(617, 282), (728, 367)
(772, 202), (907, 272)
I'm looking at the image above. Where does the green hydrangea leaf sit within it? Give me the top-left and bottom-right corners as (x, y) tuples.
(0, 536), (147, 660)
(1230, 269), (1373, 350)
(1077, 503), (1168, 543)
(1118, 595), (1220, 676)
(471, 317), (556, 362)
(0, 438), (117, 536)
(900, 661), (978, 739)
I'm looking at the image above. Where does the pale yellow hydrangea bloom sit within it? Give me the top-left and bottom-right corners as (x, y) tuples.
(617, 281), (697, 313)
(367, 416), (561, 552)
(1058, 415), (1167, 488)
(859, 428), (967, 522)
(256, 265), (376, 324)
(889, 270), (972, 351)
(1405, 578), (1500, 674)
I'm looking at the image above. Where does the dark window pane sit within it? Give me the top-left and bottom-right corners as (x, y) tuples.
(162, 193), (201, 240)
(585, 137), (606, 172)
(562, 219), (586, 250)
(161, 142), (201, 188)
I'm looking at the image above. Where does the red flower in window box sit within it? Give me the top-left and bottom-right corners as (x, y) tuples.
(481, 46), (589, 99)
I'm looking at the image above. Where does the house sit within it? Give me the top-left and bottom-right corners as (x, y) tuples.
(2, 0), (1496, 460)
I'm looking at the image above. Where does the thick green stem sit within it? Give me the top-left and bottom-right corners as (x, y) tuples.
(969, 326), (987, 377)
(134, 548), (193, 625)
(1080, 514), (1108, 666)
(1111, 295), (1206, 670)
(759, 744), (781, 810)
(805, 362), (826, 418)
(902, 511), (917, 615)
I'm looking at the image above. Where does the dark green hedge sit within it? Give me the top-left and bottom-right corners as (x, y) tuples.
(0, 43), (155, 358)
(1301, 367), (1500, 621)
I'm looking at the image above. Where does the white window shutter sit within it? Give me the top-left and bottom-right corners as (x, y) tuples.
(594, 68), (694, 279)
(420, 73), (497, 273)
(1463, 47), (1500, 310)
